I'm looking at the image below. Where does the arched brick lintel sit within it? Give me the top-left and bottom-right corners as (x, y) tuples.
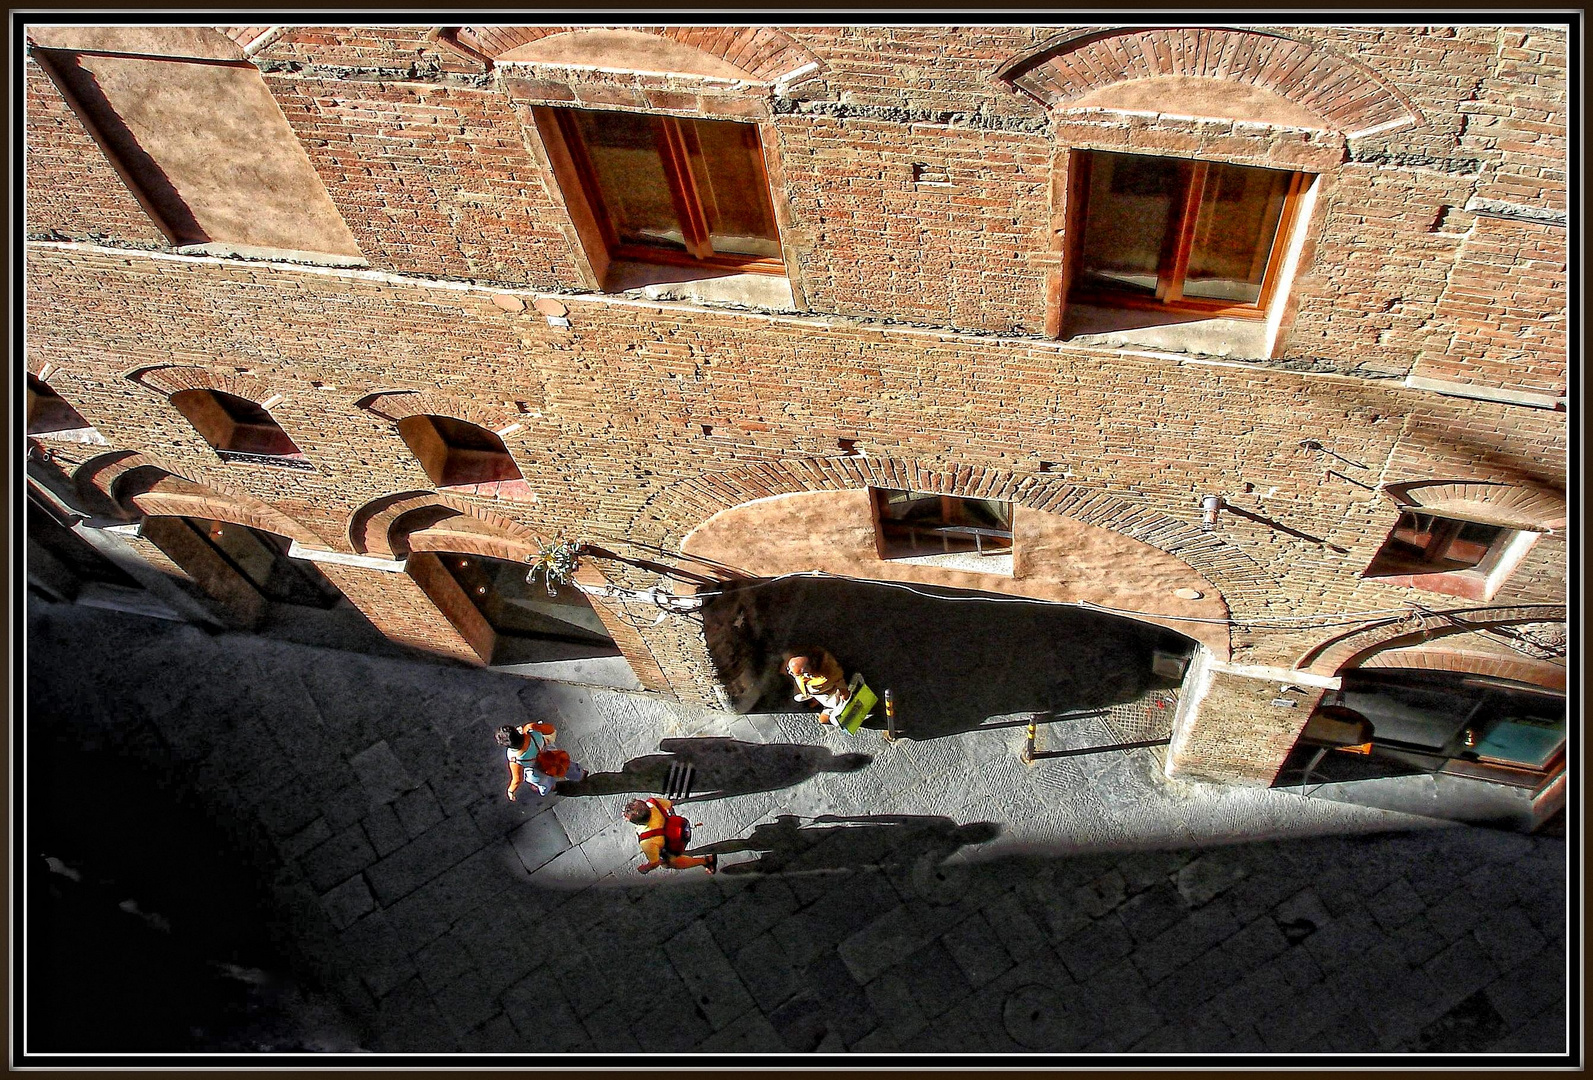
(350, 490), (543, 560)
(456, 25), (821, 83)
(1382, 480), (1566, 532)
(1356, 645), (1565, 693)
(635, 455), (1275, 604)
(128, 365), (280, 405)
(996, 26), (1421, 137)
(404, 528), (541, 565)
(358, 390), (519, 436)
(1295, 603), (1567, 676)
(72, 450), (331, 547)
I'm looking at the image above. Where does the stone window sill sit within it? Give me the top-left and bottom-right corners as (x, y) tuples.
(605, 260), (795, 310)
(1062, 302), (1268, 361)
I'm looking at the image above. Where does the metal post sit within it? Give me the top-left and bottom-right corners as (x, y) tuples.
(883, 689), (897, 742)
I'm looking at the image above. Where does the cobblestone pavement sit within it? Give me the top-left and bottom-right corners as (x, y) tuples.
(25, 600), (1570, 1058)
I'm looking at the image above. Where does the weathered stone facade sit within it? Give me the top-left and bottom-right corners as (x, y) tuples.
(23, 24), (1568, 794)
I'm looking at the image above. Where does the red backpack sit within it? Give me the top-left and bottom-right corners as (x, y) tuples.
(535, 748), (571, 778)
(639, 799), (692, 855)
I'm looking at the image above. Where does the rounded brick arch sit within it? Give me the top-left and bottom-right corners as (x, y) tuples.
(357, 390), (523, 439)
(349, 491), (543, 561)
(128, 365), (282, 405)
(1294, 603), (1566, 676)
(1382, 480), (1565, 531)
(996, 26), (1420, 137)
(1355, 644), (1564, 693)
(635, 455), (1275, 601)
(455, 25), (821, 82)
(27, 354), (66, 381)
(72, 449), (331, 547)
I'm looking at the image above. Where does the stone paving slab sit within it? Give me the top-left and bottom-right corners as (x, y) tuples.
(25, 600), (1572, 1059)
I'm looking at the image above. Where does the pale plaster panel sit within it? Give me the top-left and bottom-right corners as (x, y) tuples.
(1067, 76), (1333, 131)
(681, 488), (1231, 656)
(61, 53), (362, 257)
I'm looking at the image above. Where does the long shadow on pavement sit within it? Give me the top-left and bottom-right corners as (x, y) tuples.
(555, 738), (871, 802)
(693, 813), (1001, 876)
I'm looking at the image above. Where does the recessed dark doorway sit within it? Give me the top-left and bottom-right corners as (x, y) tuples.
(702, 575), (1195, 741)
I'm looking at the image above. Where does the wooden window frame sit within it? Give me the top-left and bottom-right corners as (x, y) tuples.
(1067, 151), (1308, 321)
(536, 106), (787, 278)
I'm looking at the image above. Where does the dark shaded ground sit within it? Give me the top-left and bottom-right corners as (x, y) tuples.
(22, 599), (1571, 1060)
(30, 748), (360, 1052)
(703, 576), (1193, 740)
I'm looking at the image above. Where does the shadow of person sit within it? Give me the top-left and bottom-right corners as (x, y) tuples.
(554, 738), (871, 801)
(693, 812), (1001, 876)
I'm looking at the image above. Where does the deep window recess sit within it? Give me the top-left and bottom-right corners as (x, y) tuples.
(1368, 512), (1505, 575)
(1071, 151), (1306, 318)
(872, 488), (1014, 560)
(538, 106), (784, 274)
(396, 415), (523, 489)
(26, 374), (92, 435)
(170, 389), (302, 459)
(1362, 510), (1534, 602)
(181, 517), (342, 608)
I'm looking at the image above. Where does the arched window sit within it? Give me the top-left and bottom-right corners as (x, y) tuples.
(26, 373), (92, 436)
(169, 388), (303, 461)
(396, 414), (523, 488)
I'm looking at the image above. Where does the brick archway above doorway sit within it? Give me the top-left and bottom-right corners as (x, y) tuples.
(73, 449), (330, 548)
(649, 457), (1259, 658)
(1294, 602), (1567, 678)
(350, 491), (543, 562)
(642, 456), (1273, 598)
(996, 27), (1421, 137)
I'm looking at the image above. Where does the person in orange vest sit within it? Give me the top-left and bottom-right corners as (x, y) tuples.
(785, 648), (851, 725)
(497, 722), (587, 801)
(625, 797), (717, 874)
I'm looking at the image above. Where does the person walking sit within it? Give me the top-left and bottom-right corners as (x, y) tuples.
(497, 722), (587, 801)
(625, 797), (717, 874)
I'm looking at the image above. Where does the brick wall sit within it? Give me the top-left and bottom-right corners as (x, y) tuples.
(24, 25), (1568, 366)
(25, 245), (1567, 660)
(1168, 668), (1325, 785)
(23, 61), (169, 246)
(311, 560), (480, 663)
(265, 75), (585, 286)
(1410, 216), (1567, 396)
(23, 23), (1569, 783)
